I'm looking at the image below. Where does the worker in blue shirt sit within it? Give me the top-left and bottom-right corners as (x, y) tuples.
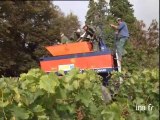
(110, 18), (129, 62)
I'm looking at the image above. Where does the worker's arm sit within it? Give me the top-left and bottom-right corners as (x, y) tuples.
(78, 32), (87, 42)
(110, 24), (118, 29)
(110, 22), (125, 31)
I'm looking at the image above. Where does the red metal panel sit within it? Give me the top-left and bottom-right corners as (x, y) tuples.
(45, 41), (93, 56)
(40, 54), (114, 72)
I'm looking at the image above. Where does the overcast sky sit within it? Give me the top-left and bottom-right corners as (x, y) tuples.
(53, 0), (159, 28)
(129, 0), (159, 27)
(53, 1), (89, 26)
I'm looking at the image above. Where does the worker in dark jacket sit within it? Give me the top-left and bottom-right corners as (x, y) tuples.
(81, 25), (96, 41)
(80, 25), (99, 51)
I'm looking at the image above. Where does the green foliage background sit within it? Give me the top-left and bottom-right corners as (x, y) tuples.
(0, 68), (159, 119)
(0, 1), (80, 76)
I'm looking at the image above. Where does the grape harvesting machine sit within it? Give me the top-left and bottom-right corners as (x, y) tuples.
(40, 38), (120, 85)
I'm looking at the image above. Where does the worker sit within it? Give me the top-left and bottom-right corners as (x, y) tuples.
(74, 29), (81, 41)
(81, 25), (96, 41)
(110, 18), (129, 62)
(69, 29), (80, 41)
(78, 25), (99, 51)
(60, 33), (70, 44)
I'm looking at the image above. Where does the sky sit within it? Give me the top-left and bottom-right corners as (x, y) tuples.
(129, 0), (159, 27)
(53, 0), (159, 28)
(53, 1), (89, 26)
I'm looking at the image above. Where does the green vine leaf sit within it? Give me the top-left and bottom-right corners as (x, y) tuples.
(39, 75), (59, 93)
(10, 106), (30, 119)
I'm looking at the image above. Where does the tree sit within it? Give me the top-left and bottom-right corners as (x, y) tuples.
(0, 1), (80, 76)
(85, 0), (109, 26)
(109, 0), (135, 23)
(59, 12), (80, 40)
(122, 19), (159, 72)
(85, 0), (109, 40)
(85, 0), (97, 25)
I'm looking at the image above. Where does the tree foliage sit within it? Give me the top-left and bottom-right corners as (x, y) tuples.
(122, 19), (159, 72)
(85, 0), (97, 25)
(109, 0), (135, 23)
(0, 1), (80, 76)
(59, 12), (80, 39)
(85, 0), (109, 26)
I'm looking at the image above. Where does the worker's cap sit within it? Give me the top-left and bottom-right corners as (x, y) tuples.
(116, 18), (122, 22)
